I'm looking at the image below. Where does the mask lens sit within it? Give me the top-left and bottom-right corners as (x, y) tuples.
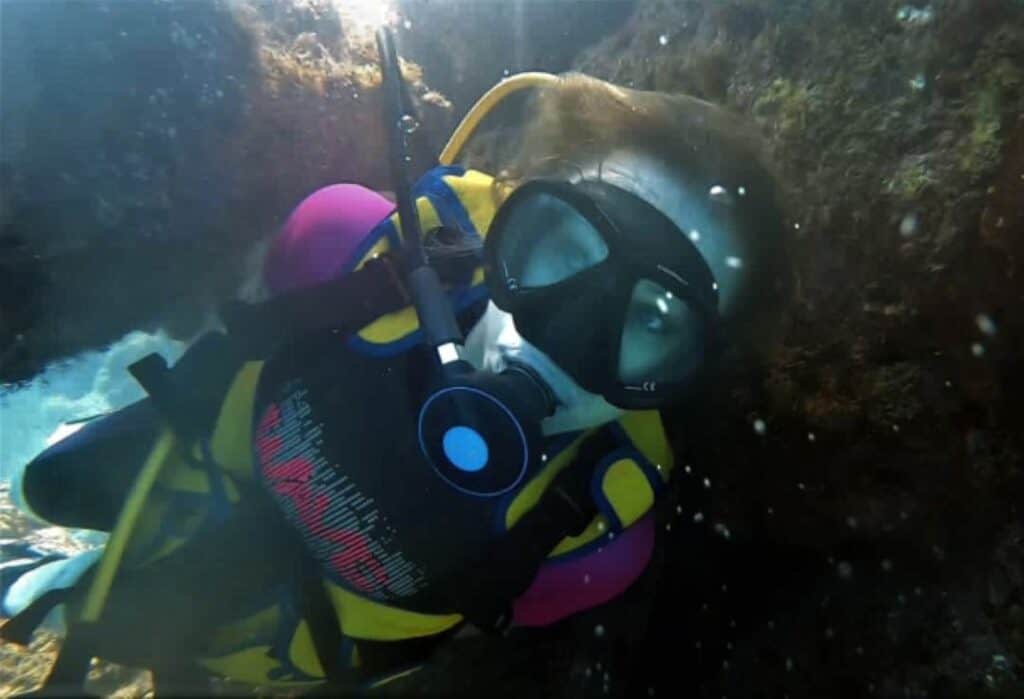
(618, 279), (704, 385)
(495, 192), (609, 289)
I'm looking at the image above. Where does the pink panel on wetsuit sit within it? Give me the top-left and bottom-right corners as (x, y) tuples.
(264, 184), (395, 294)
(511, 513), (656, 627)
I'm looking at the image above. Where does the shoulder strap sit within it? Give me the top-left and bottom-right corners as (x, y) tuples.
(219, 253), (410, 359)
(128, 332), (246, 443)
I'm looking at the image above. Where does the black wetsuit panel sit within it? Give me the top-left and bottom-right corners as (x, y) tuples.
(20, 398), (159, 531)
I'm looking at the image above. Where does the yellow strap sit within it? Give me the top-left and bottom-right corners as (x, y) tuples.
(439, 72), (560, 166)
(81, 427), (176, 622)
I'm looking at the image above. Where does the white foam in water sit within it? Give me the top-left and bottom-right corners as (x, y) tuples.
(0, 330), (186, 481)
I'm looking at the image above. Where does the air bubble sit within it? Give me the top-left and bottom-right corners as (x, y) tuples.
(975, 314), (997, 336)
(971, 342), (985, 357)
(808, 432), (817, 442)
(738, 186), (747, 196)
(399, 114), (419, 134)
(709, 185), (735, 206)
(899, 213), (918, 237)
(658, 34), (669, 46)
(688, 229), (701, 242)
(753, 418), (767, 435)
(693, 512), (705, 523)
(703, 477), (712, 489)
(837, 561), (853, 579)
(725, 256), (744, 269)
(594, 624), (606, 638)
(882, 559), (893, 572)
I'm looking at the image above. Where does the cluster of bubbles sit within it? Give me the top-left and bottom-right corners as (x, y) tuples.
(896, 4), (935, 25)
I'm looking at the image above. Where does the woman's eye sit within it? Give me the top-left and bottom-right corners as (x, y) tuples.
(638, 306), (671, 334)
(565, 248), (588, 272)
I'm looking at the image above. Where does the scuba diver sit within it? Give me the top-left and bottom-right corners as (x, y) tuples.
(1, 28), (790, 697)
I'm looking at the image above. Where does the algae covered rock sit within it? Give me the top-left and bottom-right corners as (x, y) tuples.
(572, 1), (1024, 697)
(0, 0), (450, 386)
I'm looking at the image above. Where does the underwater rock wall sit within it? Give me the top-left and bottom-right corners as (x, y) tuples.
(0, 0), (450, 386)
(394, 0), (636, 117)
(0, 0), (254, 383)
(572, 1), (1024, 697)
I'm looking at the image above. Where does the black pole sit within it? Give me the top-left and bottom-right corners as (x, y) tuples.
(374, 26), (463, 349)
(375, 27), (426, 270)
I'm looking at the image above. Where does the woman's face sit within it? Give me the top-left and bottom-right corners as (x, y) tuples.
(473, 146), (747, 417)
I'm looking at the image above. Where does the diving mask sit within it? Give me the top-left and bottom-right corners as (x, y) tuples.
(483, 178), (721, 410)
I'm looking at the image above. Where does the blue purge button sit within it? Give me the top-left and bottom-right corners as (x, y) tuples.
(442, 426), (489, 472)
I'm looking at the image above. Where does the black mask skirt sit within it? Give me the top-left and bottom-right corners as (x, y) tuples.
(483, 179), (721, 410)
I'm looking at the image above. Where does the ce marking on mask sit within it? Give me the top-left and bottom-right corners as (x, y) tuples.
(626, 381), (658, 392)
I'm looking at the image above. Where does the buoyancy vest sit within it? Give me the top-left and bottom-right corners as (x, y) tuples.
(6, 166), (676, 691)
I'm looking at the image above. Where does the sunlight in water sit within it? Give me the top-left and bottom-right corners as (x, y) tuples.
(330, 0), (395, 30)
